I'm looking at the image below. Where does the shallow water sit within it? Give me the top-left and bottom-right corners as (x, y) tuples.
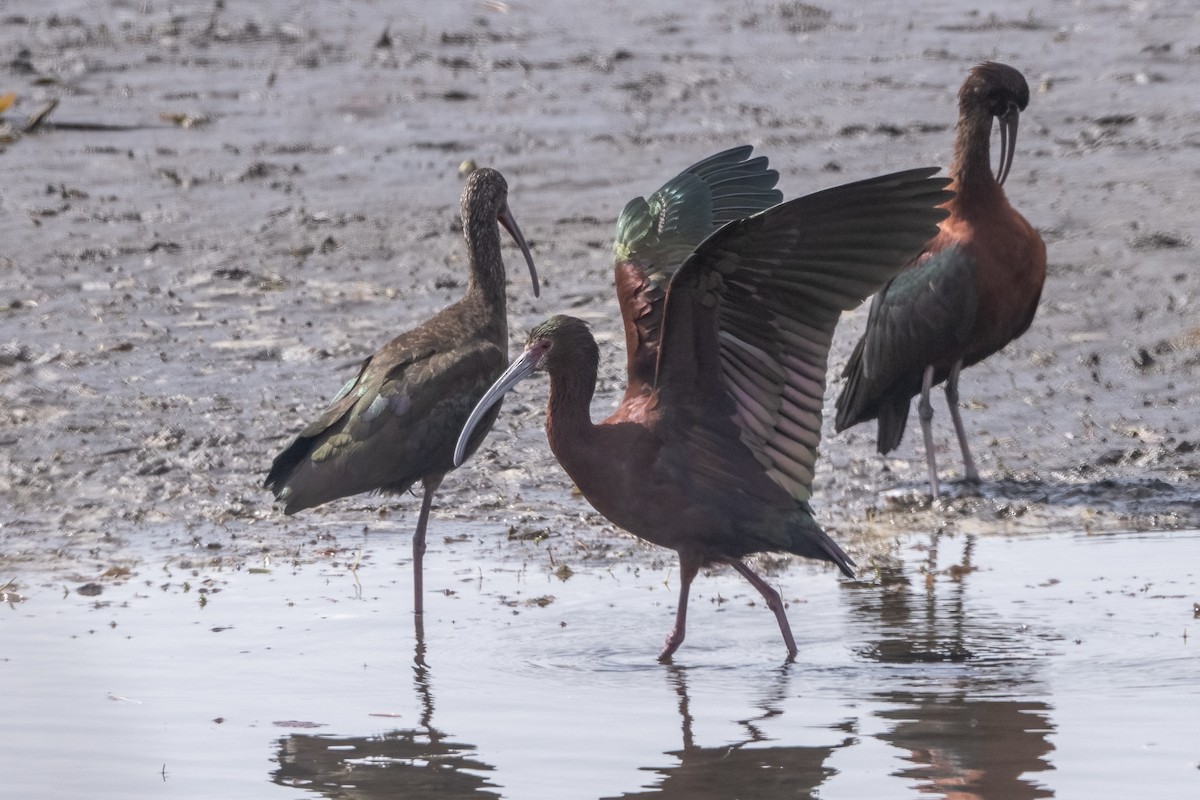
(3, 527), (1196, 799)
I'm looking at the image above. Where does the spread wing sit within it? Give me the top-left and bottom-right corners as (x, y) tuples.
(613, 146), (783, 394)
(654, 168), (953, 502)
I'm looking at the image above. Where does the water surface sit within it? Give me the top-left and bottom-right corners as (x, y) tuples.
(3, 528), (1196, 798)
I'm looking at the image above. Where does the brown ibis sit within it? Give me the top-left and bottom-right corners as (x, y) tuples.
(834, 62), (1047, 498)
(264, 167), (539, 615)
(455, 156), (951, 660)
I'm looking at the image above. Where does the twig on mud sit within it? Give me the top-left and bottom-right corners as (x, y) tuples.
(11, 96), (179, 134)
(23, 97), (58, 131)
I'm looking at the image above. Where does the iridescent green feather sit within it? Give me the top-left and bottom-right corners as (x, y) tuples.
(613, 146), (783, 285)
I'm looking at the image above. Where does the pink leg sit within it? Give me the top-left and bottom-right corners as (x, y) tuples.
(412, 474), (443, 617)
(732, 561), (798, 660)
(659, 554), (701, 663)
(943, 359), (980, 483)
(917, 364), (941, 499)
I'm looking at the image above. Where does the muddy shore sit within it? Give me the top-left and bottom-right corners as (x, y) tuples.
(2, 0), (1198, 593)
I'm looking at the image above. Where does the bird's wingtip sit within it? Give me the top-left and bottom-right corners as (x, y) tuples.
(837, 556), (857, 580)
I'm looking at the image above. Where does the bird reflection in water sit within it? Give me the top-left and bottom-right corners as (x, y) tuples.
(619, 665), (843, 798)
(271, 622), (500, 799)
(845, 533), (1056, 799)
(878, 696), (1054, 800)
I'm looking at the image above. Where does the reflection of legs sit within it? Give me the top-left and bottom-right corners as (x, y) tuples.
(659, 553), (701, 663)
(663, 665), (695, 750)
(944, 359), (980, 483)
(411, 614), (436, 731)
(413, 614), (427, 668)
(918, 365), (941, 498)
(732, 561), (798, 660)
(412, 474), (443, 617)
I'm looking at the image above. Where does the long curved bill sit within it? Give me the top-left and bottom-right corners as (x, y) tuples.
(498, 203), (540, 298)
(995, 103), (1020, 186)
(453, 345), (544, 467)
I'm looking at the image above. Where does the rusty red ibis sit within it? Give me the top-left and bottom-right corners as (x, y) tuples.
(835, 62), (1048, 498)
(264, 167), (539, 615)
(455, 153), (952, 660)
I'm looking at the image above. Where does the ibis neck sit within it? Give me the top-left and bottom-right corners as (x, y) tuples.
(463, 214), (508, 311)
(949, 106), (1001, 201)
(545, 360), (599, 458)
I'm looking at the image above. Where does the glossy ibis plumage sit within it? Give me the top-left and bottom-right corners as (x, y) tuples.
(834, 62), (1047, 499)
(456, 156), (951, 660)
(264, 167), (539, 615)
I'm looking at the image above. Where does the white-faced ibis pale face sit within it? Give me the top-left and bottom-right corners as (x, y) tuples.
(264, 167), (538, 617)
(834, 62), (1047, 499)
(458, 154), (952, 661)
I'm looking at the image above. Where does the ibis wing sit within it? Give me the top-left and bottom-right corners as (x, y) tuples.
(613, 145), (784, 276)
(654, 168), (952, 502)
(834, 245), (980, 434)
(614, 146), (783, 393)
(265, 332), (505, 512)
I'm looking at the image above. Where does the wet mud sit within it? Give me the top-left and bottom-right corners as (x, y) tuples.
(2, 1), (1199, 583)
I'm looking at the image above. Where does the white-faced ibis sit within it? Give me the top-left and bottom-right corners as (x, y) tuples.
(264, 167), (539, 615)
(455, 157), (952, 660)
(834, 62), (1047, 500)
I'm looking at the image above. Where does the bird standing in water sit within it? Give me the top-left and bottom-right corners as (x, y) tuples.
(835, 62), (1047, 498)
(265, 168), (539, 616)
(456, 154), (951, 660)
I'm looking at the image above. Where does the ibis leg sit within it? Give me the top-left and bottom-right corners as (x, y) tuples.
(732, 561), (798, 660)
(943, 359), (980, 483)
(659, 554), (701, 663)
(412, 474), (444, 617)
(917, 365), (941, 498)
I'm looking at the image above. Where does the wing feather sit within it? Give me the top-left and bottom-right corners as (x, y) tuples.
(655, 168), (953, 502)
(264, 328), (504, 513)
(834, 245), (980, 442)
(613, 147), (784, 395)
